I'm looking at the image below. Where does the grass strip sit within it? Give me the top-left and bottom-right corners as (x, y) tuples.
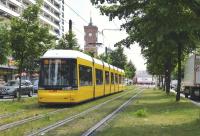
(0, 86), (135, 136)
(95, 88), (200, 136)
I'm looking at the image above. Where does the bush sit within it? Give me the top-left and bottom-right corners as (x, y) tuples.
(134, 109), (147, 117)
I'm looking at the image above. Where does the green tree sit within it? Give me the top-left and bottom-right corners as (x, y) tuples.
(91, 0), (200, 101)
(56, 31), (79, 50)
(0, 20), (10, 64)
(109, 46), (127, 69)
(10, 1), (55, 100)
(98, 52), (111, 63)
(125, 61), (136, 79)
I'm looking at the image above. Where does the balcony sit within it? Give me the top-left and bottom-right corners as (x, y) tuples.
(0, 1), (20, 17)
(45, 0), (60, 12)
(39, 15), (59, 29)
(41, 7), (60, 22)
(9, 0), (22, 7)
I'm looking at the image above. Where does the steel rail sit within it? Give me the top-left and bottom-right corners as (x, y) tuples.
(81, 89), (144, 136)
(27, 89), (138, 136)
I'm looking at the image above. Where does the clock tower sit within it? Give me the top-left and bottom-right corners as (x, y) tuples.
(84, 17), (98, 56)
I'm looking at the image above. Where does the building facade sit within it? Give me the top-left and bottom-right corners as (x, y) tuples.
(0, 0), (64, 37)
(84, 18), (98, 56)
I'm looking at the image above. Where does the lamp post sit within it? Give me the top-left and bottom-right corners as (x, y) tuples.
(100, 29), (121, 56)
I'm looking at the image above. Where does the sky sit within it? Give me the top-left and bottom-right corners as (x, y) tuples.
(64, 0), (146, 71)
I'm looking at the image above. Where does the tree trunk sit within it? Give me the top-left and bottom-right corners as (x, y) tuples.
(165, 57), (171, 94)
(17, 60), (23, 101)
(161, 76), (164, 89)
(158, 75), (161, 88)
(176, 43), (181, 101)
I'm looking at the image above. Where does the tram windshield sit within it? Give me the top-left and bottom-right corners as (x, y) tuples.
(39, 59), (77, 89)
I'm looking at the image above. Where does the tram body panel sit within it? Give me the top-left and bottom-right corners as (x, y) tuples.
(76, 57), (94, 102)
(94, 63), (104, 98)
(38, 90), (72, 103)
(110, 70), (115, 94)
(38, 50), (125, 104)
(104, 66), (111, 95)
(119, 73), (123, 91)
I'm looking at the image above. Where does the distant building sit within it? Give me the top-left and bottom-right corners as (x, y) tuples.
(84, 17), (98, 56)
(135, 71), (155, 84)
(0, 0), (64, 37)
(0, 57), (17, 84)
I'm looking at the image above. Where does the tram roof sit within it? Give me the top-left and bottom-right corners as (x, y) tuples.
(41, 50), (93, 61)
(103, 62), (109, 68)
(93, 58), (103, 66)
(41, 50), (124, 71)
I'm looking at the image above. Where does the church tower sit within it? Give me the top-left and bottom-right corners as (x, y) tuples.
(84, 17), (98, 56)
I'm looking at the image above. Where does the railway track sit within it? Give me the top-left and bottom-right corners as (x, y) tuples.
(82, 89), (143, 136)
(26, 89), (138, 136)
(0, 108), (68, 131)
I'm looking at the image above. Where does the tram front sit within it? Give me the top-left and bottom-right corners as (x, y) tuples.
(38, 58), (77, 104)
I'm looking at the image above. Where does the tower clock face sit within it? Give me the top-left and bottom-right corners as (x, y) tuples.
(89, 33), (92, 37)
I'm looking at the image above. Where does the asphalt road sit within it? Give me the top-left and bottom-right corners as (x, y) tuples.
(170, 89), (200, 106)
(0, 94), (37, 101)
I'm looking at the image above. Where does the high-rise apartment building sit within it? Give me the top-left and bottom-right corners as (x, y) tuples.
(0, 0), (64, 37)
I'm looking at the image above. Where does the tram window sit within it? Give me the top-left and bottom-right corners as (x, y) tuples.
(111, 73), (114, 84)
(105, 71), (110, 84)
(115, 74), (118, 84)
(79, 65), (92, 86)
(96, 69), (103, 85)
(122, 76), (124, 84)
(119, 75), (122, 84)
(39, 59), (77, 89)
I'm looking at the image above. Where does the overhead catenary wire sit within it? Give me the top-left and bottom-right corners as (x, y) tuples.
(63, 19), (85, 36)
(63, 1), (111, 45)
(64, 2), (88, 25)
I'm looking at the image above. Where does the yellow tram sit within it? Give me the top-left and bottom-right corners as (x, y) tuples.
(38, 50), (125, 104)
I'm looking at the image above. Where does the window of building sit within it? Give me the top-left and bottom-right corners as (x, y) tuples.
(0, 0), (6, 5)
(111, 72), (114, 84)
(79, 65), (92, 86)
(105, 71), (109, 84)
(96, 69), (103, 85)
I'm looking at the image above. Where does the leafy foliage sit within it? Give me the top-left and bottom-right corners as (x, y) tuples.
(91, 0), (200, 100)
(98, 46), (127, 69)
(125, 61), (136, 79)
(9, 0), (55, 100)
(109, 46), (127, 69)
(56, 31), (79, 50)
(0, 20), (10, 64)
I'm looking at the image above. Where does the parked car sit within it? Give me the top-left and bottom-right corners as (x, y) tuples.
(171, 80), (178, 90)
(33, 79), (38, 93)
(0, 80), (33, 98)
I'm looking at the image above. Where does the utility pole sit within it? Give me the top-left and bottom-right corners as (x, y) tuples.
(69, 19), (72, 32)
(101, 28), (121, 56)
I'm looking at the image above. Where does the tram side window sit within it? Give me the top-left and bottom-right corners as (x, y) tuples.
(119, 75), (121, 84)
(96, 69), (103, 85)
(105, 71), (110, 84)
(79, 65), (92, 86)
(122, 76), (124, 84)
(115, 74), (118, 84)
(111, 72), (114, 84)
